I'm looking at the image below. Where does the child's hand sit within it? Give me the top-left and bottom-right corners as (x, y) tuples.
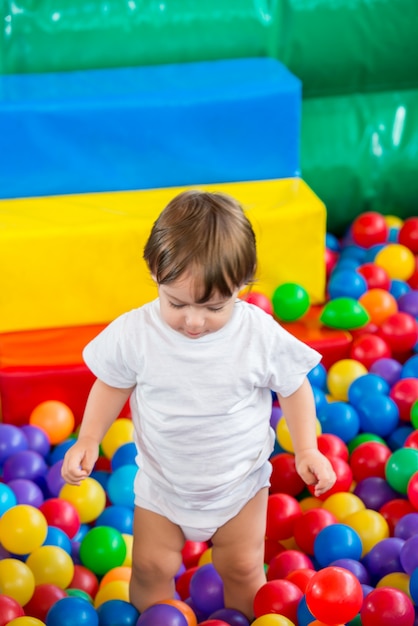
(61, 437), (100, 485)
(294, 448), (337, 497)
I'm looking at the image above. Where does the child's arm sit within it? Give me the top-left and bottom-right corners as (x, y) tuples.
(61, 378), (135, 485)
(277, 377), (336, 497)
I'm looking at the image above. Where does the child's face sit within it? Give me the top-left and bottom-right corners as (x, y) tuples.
(157, 272), (239, 340)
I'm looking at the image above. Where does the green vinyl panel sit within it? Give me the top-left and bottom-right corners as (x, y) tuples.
(276, 0), (418, 97)
(0, 0), (280, 74)
(300, 88), (418, 236)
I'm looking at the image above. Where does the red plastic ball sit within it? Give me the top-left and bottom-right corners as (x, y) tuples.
(379, 498), (416, 535)
(349, 441), (392, 482)
(267, 549), (314, 581)
(0, 595), (25, 626)
(407, 472), (418, 509)
(286, 568), (316, 593)
(360, 587), (415, 626)
(317, 433), (349, 462)
(240, 291), (273, 316)
(404, 430), (418, 449)
(349, 334), (392, 369)
(399, 218), (418, 254)
(39, 497), (81, 538)
(325, 248), (339, 278)
(23, 584), (67, 621)
(181, 541), (209, 569)
(269, 453), (305, 496)
(293, 508), (338, 555)
(378, 313), (418, 354)
(264, 538), (285, 565)
(175, 566), (199, 601)
(357, 263), (391, 290)
(265, 493), (302, 541)
(351, 212), (389, 248)
(253, 579), (303, 623)
(389, 377), (418, 421)
(306, 566), (363, 624)
(69, 564), (99, 599)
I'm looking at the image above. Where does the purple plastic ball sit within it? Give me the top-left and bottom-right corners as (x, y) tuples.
(189, 563), (225, 616)
(209, 607), (251, 625)
(46, 460), (65, 496)
(21, 424), (51, 457)
(398, 290), (418, 318)
(8, 478), (44, 507)
(2, 449), (48, 483)
(330, 558), (370, 585)
(400, 534), (418, 574)
(369, 357), (402, 387)
(394, 512), (418, 540)
(136, 604), (188, 626)
(0, 424), (28, 464)
(362, 537), (405, 583)
(354, 477), (399, 510)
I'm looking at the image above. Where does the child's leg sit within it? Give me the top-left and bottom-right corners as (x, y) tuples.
(129, 506), (185, 612)
(210, 487), (269, 620)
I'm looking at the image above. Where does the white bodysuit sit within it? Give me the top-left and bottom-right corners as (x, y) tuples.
(83, 298), (321, 540)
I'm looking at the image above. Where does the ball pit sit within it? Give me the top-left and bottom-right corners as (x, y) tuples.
(3, 211), (418, 624)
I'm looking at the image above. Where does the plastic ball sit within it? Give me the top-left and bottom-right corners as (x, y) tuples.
(409, 567), (418, 605)
(79, 526), (127, 576)
(322, 492), (365, 522)
(349, 334), (392, 369)
(107, 464), (136, 508)
(8, 478), (44, 508)
(317, 433), (349, 461)
(240, 291), (273, 316)
(293, 507), (337, 555)
(189, 564), (224, 616)
(351, 212), (389, 248)
(96, 600), (139, 626)
(21, 425), (51, 457)
(7, 619), (46, 626)
(285, 568), (316, 593)
(45, 596), (99, 626)
(398, 217), (418, 252)
(378, 312), (418, 353)
(406, 471), (418, 508)
(69, 564), (99, 599)
(356, 395), (400, 438)
(313, 523), (363, 567)
(253, 579), (302, 623)
(252, 616), (294, 626)
(269, 453), (305, 496)
(0, 595), (25, 625)
(0, 483), (17, 516)
(320, 297), (369, 330)
(318, 401), (360, 443)
(327, 359), (368, 402)
(276, 416), (321, 453)
(0, 424), (28, 464)
(357, 262), (391, 290)
(390, 278), (411, 300)
(39, 497), (81, 539)
(394, 512), (418, 539)
(59, 477), (106, 523)
(23, 584), (67, 622)
(267, 549), (313, 581)
(2, 450), (48, 483)
(353, 476), (398, 511)
(111, 442), (137, 470)
(271, 282), (310, 322)
(360, 587), (415, 626)
(93, 580), (130, 608)
(305, 566), (363, 624)
(330, 558), (370, 585)
(390, 377), (418, 421)
(344, 509), (389, 556)
(0, 504), (48, 555)
(265, 493), (302, 541)
(370, 357), (402, 386)
(43, 525), (72, 554)
(385, 447), (418, 494)
(95, 505), (134, 534)
(101, 418), (134, 460)
(26, 545), (74, 588)
(375, 243), (415, 281)
(379, 499), (416, 535)
(359, 288), (398, 325)
(328, 269), (368, 300)
(0, 559), (35, 606)
(29, 401), (75, 446)
(362, 537), (404, 584)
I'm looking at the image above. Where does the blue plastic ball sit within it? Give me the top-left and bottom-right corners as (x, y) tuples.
(308, 363), (328, 391)
(46, 596), (99, 626)
(348, 374), (390, 407)
(95, 505), (134, 534)
(96, 600), (139, 626)
(314, 524), (363, 567)
(328, 269), (368, 300)
(107, 465), (136, 509)
(111, 442), (137, 470)
(318, 401), (360, 443)
(355, 394), (399, 437)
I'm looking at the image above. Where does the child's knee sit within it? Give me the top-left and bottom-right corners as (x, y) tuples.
(131, 548), (182, 583)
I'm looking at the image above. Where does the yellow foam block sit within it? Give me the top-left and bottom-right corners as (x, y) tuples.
(0, 178), (326, 332)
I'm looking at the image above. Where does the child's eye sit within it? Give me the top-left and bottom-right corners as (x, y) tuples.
(207, 306), (224, 312)
(169, 302), (185, 309)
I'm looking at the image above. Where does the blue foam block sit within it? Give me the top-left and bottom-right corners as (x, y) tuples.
(0, 58), (301, 198)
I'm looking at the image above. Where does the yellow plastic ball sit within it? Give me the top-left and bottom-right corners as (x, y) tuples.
(94, 580), (130, 608)
(0, 558), (36, 606)
(375, 243), (415, 281)
(198, 547), (213, 566)
(276, 416), (321, 453)
(122, 533), (133, 567)
(8, 619), (46, 626)
(322, 492), (365, 522)
(0, 504), (48, 555)
(344, 509), (389, 556)
(376, 572), (411, 598)
(101, 418), (134, 459)
(59, 476), (106, 523)
(253, 615), (296, 625)
(327, 359), (368, 401)
(26, 545), (74, 588)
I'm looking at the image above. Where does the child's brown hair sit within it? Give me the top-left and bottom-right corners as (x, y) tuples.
(144, 190), (256, 302)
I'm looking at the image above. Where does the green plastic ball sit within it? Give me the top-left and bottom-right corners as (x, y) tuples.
(272, 282), (310, 322)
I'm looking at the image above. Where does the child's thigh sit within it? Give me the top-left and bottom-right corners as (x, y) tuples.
(132, 505), (185, 568)
(211, 487), (269, 558)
